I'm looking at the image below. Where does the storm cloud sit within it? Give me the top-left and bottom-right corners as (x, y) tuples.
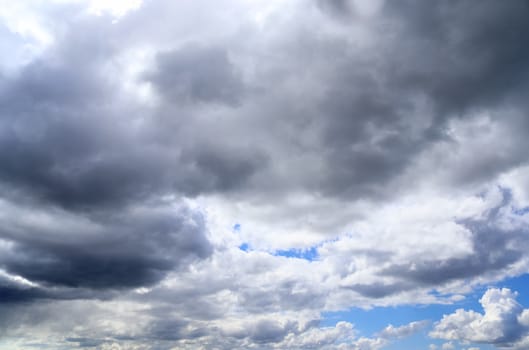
(1, 0), (529, 349)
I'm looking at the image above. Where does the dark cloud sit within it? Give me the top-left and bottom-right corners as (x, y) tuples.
(306, 0), (529, 195)
(0, 44), (264, 209)
(250, 319), (298, 344)
(346, 282), (414, 299)
(147, 45), (245, 106)
(2, 0), (529, 349)
(2, 0), (528, 214)
(0, 282), (46, 303)
(177, 144), (268, 196)
(0, 51), (160, 209)
(316, 0), (352, 18)
(146, 317), (190, 341)
(383, 0), (529, 116)
(0, 204), (212, 291)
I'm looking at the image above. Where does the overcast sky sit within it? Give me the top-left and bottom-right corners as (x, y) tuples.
(1, 1), (529, 349)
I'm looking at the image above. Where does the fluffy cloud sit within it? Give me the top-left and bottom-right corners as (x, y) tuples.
(378, 321), (429, 339)
(431, 288), (529, 349)
(1, 0), (529, 349)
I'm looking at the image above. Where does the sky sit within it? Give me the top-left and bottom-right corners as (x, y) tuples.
(1, 0), (529, 349)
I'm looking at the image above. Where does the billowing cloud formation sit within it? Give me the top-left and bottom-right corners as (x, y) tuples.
(431, 288), (529, 349)
(0, 200), (211, 294)
(1, 0), (529, 349)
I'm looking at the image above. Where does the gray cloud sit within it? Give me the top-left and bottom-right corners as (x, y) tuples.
(2, 0), (529, 349)
(147, 44), (245, 106)
(0, 278), (46, 303)
(384, 0), (529, 114)
(316, 0), (353, 18)
(3, 0), (529, 211)
(0, 26), (264, 210)
(379, 223), (521, 289)
(249, 319), (297, 344)
(0, 202), (212, 292)
(305, 0), (529, 197)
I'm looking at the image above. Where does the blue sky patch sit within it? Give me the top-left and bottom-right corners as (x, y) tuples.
(273, 246), (319, 261)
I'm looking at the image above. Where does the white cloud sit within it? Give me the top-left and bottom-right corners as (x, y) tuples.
(378, 321), (428, 339)
(85, 0), (142, 17)
(431, 288), (529, 349)
(2, 1), (529, 349)
(441, 342), (455, 350)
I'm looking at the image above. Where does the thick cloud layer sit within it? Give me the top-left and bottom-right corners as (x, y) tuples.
(1, 0), (529, 349)
(0, 200), (211, 292)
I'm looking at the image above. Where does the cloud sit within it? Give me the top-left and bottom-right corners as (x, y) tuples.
(441, 342), (455, 350)
(2, 0), (529, 349)
(378, 320), (429, 339)
(430, 288), (529, 349)
(0, 199), (212, 292)
(146, 44), (245, 106)
(0, 273), (45, 303)
(2, 0), (528, 219)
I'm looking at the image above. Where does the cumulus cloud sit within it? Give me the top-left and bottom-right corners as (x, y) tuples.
(431, 288), (529, 349)
(378, 320), (429, 339)
(1, 0), (529, 349)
